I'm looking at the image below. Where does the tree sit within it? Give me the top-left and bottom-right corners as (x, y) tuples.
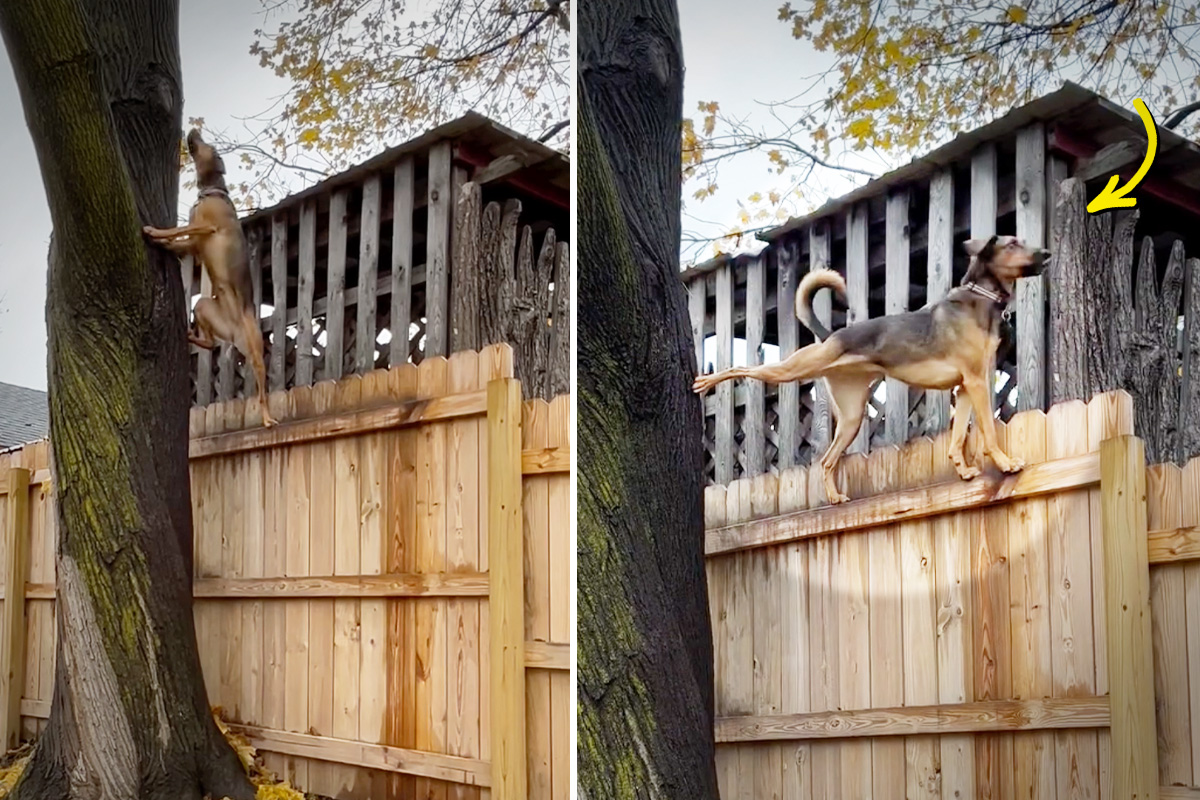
(577, 0), (719, 796)
(206, 0), (572, 207)
(0, 2), (254, 798)
(685, 0), (1200, 255)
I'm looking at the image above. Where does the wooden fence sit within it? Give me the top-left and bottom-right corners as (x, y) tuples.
(705, 388), (1200, 798)
(686, 127), (1061, 485)
(0, 343), (570, 800)
(188, 135), (571, 405)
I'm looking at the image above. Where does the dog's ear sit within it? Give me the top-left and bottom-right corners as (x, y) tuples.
(963, 236), (998, 259)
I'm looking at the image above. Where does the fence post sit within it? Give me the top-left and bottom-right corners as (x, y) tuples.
(1100, 435), (1159, 799)
(0, 467), (30, 750)
(487, 377), (526, 800)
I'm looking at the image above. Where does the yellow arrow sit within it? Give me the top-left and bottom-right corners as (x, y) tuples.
(1087, 98), (1159, 213)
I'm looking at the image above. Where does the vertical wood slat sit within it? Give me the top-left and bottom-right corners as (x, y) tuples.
(971, 144), (998, 419)
(295, 200), (317, 387)
(0, 467), (29, 751)
(241, 226), (263, 397)
(744, 255), (766, 476)
(1016, 123), (1047, 411)
(809, 224), (832, 458)
(885, 190), (910, 445)
(180, 255), (193, 325)
(926, 169), (954, 433)
(847, 203), (870, 454)
(390, 158), (416, 368)
(688, 276), (707, 376)
(487, 378), (526, 800)
(356, 174), (382, 374)
(777, 241), (800, 470)
(425, 141), (454, 358)
(1045, 155), (1069, 407)
(196, 261), (214, 406)
(325, 189), (349, 381)
(1100, 435), (1160, 800)
(715, 260), (735, 485)
(269, 214), (288, 391)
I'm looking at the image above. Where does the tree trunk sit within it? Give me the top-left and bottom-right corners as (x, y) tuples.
(0, 1), (254, 798)
(577, 0), (719, 796)
(1049, 177), (1200, 464)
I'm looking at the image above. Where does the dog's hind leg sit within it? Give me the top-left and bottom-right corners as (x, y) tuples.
(817, 374), (875, 504)
(235, 311), (277, 428)
(692, 339), (844, 394)
(947, 387), (981, 480)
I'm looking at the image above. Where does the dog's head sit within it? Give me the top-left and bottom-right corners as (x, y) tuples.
(186, 128), (225, 185)
(963, 235), (1051, 286)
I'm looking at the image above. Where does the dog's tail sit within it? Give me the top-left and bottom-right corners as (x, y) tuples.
(796, 268), (845, 341)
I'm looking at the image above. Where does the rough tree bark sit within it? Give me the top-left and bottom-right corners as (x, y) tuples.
(577, 0), (719, 796)
(1050, 177), (1200, 463)
(0, 1), (255, 798)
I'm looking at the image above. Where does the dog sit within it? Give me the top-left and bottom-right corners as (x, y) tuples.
(692, 235), (1050, 504)
(143, 129), (276, 427)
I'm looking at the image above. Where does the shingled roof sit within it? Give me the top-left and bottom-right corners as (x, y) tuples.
(0, 382), (48, 451)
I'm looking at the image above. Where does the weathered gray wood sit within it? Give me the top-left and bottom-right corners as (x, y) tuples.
(1015, 123), (1046, 411)
(776, 240), (800, 469)
(926, 169), (954, 433)
(355, 173), (381, 373)
(847, 203), (870, 454)
(885, 189), (910, 445)
(451, 181), (483, 352)
(180, 255), (192, 324)
(971, 144), (997, 238)
(217, 224), (238, 402)
(479, 199), (516, 347)
(425, 140), (453, 357)
(809, 223), (832, 457)
(515, 225), (553, 397)
(549, 241), (570, 397)
(744, 254), (766, 475)
(269, 214), (288, 390)
(324, 189), (349, 380)
(239, 226), (263, 398)
(688, 267), (708, 374)
(295, 199), (317, 386)
(1044, 155), (1069, 403)
(390, 157), (415, 368)
(715, 260), (734, 484)
(196, 260), (213, 405)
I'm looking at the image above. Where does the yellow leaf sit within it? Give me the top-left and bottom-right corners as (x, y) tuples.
(1005, 6), (1028, 24)
(298, 128), (320, 145)
(748, 192), (763, 204)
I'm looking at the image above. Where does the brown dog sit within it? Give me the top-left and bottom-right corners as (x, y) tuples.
(693, 235), (1050, 503)
(144, 129), (276, 427)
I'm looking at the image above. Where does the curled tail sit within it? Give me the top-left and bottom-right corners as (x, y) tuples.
(796, 268), (845, 341)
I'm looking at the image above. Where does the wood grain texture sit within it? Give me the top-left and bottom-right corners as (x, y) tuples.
(1150, 463), (1191, 786)
(296, 200), (317, 388)
(744, 255), (766, 476)
(706, 450), (1099, 555)
(356, 174), (382, 373)
(777, 241), (800, 469)
(0, 467), (29, 749)
(1015, 123), (1047, 411)
(487, 378), (526, 800)
(1102, 435), (1160, 800)
(390, 158), (416, 368)
(325, 189), (350, 382)
(846, 204), (870, 454)
(926, 169), (954, 434)
(809, 224), (832, 457)
(270, 214), (288, 390)
(716, 696), (1111, 741)
(714, 260), (734, 485)
(425, 141), (453, 357)
(884, 190), (910, 446)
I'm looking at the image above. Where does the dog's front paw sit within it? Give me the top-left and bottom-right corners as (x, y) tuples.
(827, 491), (851, 504)
(995, 456), (1025, 473)
(955, 463), (982, 481)
(692, 375), (715, 394)
(142, 225), (161, 238)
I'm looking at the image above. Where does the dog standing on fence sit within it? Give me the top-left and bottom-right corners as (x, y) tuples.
(143, 129), (276, 427)
(693, 235), (1050, 504)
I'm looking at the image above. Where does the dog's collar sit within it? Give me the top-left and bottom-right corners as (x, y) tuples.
(963, 282), (1007, 305)
(194, 187), (230, 205)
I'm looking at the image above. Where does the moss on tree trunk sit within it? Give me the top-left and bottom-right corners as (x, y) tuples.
(0, 1), (254, 797)
(577, 0), (719, 797)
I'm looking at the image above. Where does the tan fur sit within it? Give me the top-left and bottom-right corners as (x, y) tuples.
(693, 235), (1049, 504)
(144, 129), (276, 427)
